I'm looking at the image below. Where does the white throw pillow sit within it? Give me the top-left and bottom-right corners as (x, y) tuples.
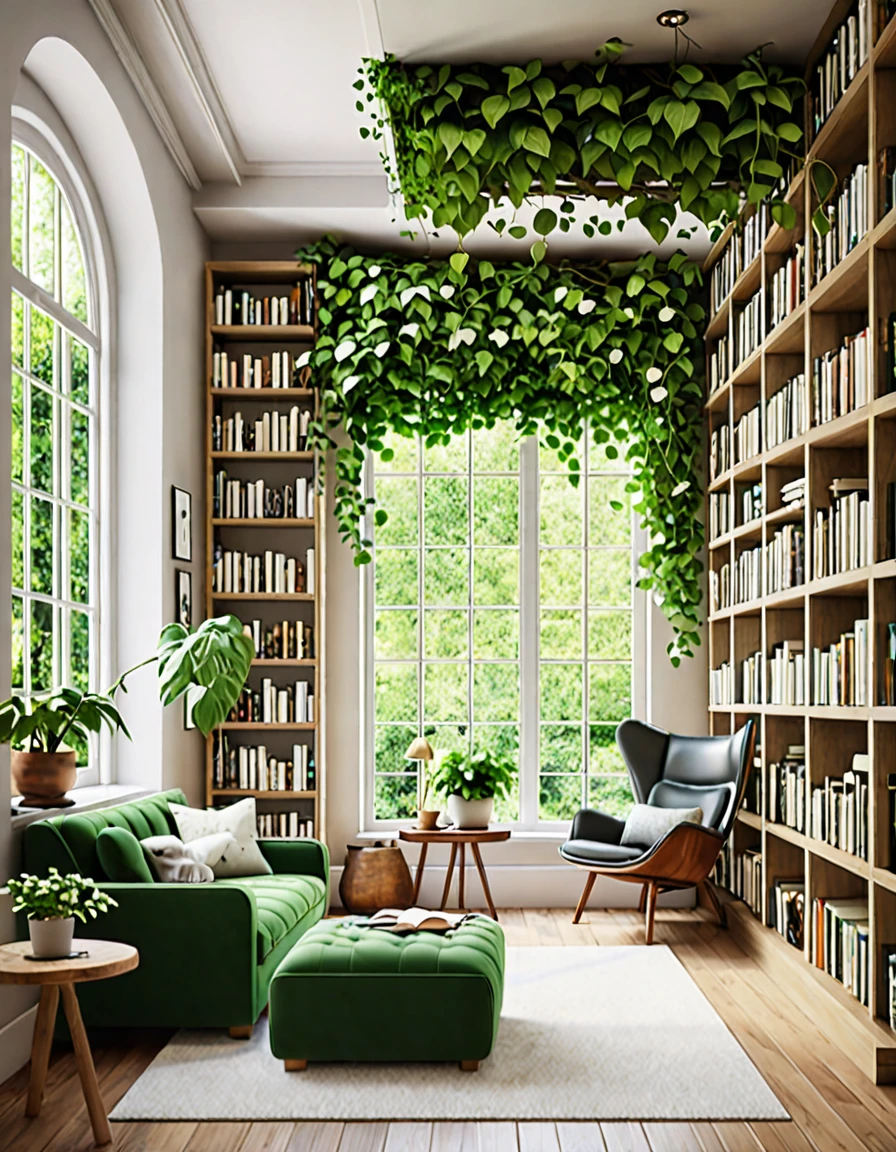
(141, 835), (215, 884)
(620, 804), (704, 849)
(169, 798), (272, 878)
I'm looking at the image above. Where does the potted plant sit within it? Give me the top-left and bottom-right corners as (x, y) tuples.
(8, 867), (118, 958)
(1, 616), (253, 808)
(430, 750), (515, 829)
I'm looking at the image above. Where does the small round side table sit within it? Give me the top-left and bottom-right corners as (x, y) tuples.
(399, 826), (511, 920)
(0, 938), (138, 1147)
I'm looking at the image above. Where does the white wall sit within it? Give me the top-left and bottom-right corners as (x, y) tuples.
(0, 0), (208, 1083)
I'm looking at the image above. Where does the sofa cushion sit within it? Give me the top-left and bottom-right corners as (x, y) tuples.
(224, 874), (328, 961)
(170, 798), (272, 878)
(96, 827), (156, 883)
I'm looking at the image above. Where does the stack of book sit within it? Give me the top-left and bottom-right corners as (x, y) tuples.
(213, 350), (301, 391)
(811, 897), (869, 1007)
(739, 482), (762, 525)
(214, 474), (316, 521)
(709, 425), (730, 480)
(812, 326), (870, 424)
(733, 544), (762, 604)
(710, 662), (733, 706)
(810, 0), (869, 139)
(809, 754), (869, 859)
(766, 374), (809, 448)
(779, 476), (806, 512)
(242, 618), (314, 660)
(812, 162), (869, 285)
(740, 649), (762, 705)
(772, 878), (805, 949)
(709, 334), (732, 394)
(811, 478), (870, 578)
(213, 732), (316, 792)
(735, 404), (761, 463)
(768, 244), (805, 330)
(767, 746), (806, 831)
(811, 617), (870, 705)
(229, 679), (315, 724)
(767, 640), (805, 705)
(709, 491), (730, 541)
(258, 813), (315, 839)
(709, 206), (768, 313)
(214, 283), (314, 327)
(713, 843), (762, 916)
(765, 522), (805, 594)
(213, 407), (312, 454)
(212, 546), (316, 596)
(709, 564), (730, 614)
(735, 290), (763, 366)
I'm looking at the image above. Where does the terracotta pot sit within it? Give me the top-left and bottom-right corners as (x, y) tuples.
(447, 794), (494, 829)
(29, 916), (75, 959)
(11, 750), (77, 808)
(417, 809), (441, 831)
(339, 841), (413, 914)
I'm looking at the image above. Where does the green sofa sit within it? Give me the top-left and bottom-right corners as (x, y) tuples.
(22, 789), (329, 1033)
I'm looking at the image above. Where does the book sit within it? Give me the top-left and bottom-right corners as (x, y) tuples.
(365, 907), (473, 933)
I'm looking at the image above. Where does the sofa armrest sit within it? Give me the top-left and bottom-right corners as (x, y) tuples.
(569, 808), (627, 845)
(258, 838), (329, 885)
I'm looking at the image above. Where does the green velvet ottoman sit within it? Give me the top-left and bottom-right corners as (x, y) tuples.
(268, 916), (504, 1071)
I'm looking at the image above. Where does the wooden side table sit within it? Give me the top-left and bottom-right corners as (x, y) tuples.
(399, 827), (511, 920)
(0, 938), (138, 1147)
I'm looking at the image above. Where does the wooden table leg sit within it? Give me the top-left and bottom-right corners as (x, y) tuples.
(458, 842), (466, 910)
(60, 983), (111, 1147)
(439, 843), (457, 910)
(25, 983), (59, 1117)
(471, 843), (498, 920)
(412, 842), (428, 904)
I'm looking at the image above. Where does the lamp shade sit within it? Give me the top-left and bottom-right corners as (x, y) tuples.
(405, 737), (434, 761)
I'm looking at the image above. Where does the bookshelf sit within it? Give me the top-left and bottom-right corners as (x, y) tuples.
(204, 261), (325, 844)
(703, 0), (896, 1084)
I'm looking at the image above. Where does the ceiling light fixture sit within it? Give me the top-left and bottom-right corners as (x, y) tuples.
(656, 9), (689, 27)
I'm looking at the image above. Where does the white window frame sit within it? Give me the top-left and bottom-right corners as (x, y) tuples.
(361, 429), (648, 833)
(10, 121), (108, 788)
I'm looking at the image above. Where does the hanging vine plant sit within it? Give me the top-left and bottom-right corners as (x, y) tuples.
(297, 237), (706, 664)
(357, 42), (805, 251)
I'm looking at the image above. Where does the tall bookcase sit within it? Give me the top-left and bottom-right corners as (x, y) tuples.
(203, 261), (325, 844)
(703, 2), (896, 1084)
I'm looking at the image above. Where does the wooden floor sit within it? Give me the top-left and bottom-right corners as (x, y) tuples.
(2, 907), (895, 1152)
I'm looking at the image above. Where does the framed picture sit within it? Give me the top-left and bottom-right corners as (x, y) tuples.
(172, 486), (192, 561)
(175, 569), (192, 629)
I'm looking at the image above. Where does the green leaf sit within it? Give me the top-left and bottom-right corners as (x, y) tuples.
(689, 81), (729, 109)
(663, 100), (699, 140)
(449, 251), (470, 274)
(438, 122), (464, 158)
(523, 126), (552, 157)
(530, 239), (547, 263)
(533, 208), (558, 235)
(735, 70), (766, 89)
(508, 225), (527, 239)
(776, 121), (803, 142)
(576, 88), (603, 114)
(504, 65), (527, 92)
(481, 94), (511, 128)
(532, 77), (556, 108)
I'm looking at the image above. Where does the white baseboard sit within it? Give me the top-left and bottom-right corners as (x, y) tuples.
(0, 1002), (37, 1085)
(328, 864), (694, 911)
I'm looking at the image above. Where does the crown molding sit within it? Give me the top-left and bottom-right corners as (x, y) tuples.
(240, 160), (386, 179)
(87, 0), (202, 191)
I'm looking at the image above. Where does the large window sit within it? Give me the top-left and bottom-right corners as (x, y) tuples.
(367, 422), (640, 829)
(10, 138), (100, 782)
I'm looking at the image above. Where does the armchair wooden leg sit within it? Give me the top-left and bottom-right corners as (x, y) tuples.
(638, 883), (649, 914)
(644, 881), (658, 945)
(700, 879), (727, 929)
(572, 871), (596, 924)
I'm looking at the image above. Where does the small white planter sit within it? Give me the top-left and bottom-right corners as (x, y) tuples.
(28, 916), (75, 959)
(447, 794), (494, 829)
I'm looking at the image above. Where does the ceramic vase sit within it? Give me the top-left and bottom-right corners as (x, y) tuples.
(29, 916), (75, 959)
(447, 795), (494, 829)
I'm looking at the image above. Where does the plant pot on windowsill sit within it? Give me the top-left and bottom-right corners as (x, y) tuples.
(11, 749), (78, 809)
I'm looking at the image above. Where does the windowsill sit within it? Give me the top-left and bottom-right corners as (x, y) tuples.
(356, 828), (568, 843)
(10, 784), (151, 830)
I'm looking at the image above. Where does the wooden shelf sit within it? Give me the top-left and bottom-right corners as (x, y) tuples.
(210, 324), (314, 341)
(212, 518), (315, 527)
(209, 790), (317, 799)
(219, 722), (317, 731)
(737, 809), (762, 830)
(211, 452), (314, 461)
(251, 658), (317, 667)
(210, 388), (314, 400)
(211, 593), (314, 602)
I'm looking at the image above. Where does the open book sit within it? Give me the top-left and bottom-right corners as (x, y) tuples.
(364, 907), (471, 933)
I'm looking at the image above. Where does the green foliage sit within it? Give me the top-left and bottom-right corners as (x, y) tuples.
(358, 44), (804, 247)
(431, 748), (516, 801)
(0, 688), (127, 754)
(297, 237), (704, 662)
(8, 867), (118, 923)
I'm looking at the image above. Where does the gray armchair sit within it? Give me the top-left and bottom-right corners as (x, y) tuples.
(559, 718), (756, 943)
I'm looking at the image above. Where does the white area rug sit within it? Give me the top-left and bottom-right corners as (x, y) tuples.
(111, 946), (787, 1122)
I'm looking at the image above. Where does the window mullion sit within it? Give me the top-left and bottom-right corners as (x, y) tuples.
(582, 449), (589, 813)
(519, 436), (539, 828)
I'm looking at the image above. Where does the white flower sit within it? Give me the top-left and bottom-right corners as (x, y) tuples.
(488, 329), (510, 348)
(342, 375), (360, 393)
(439, 285), (455, 299)
(374, 341), (391, 358)
(359, 283), (378, 306)
(448, 327), (477, 351)
(650, 386), (668, 402)
(646, 366), (663, 384)
(334, 340), (356, 363)
(671, 481), (690, 497)
(554, 286), (568, 303)
(368, 265), (381, 277)
(608, 349), (624, 365)
(399, 323), (419, 339)
(577, 299), (596, 315)
(659, 306), (675, 322)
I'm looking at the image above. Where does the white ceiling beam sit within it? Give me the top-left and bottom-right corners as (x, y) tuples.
(193, 175), (390, 212)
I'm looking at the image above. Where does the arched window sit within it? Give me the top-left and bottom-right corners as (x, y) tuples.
(10, 131), (101, 785)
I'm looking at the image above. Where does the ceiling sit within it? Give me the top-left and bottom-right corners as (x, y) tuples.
(83, 0), (830, 256)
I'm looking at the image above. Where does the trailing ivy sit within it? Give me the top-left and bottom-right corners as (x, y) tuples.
(357, 42), (804, 251)
(297, 237), (706, 664)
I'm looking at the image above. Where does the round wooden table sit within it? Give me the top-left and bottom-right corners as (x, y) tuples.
(399, 826), (511, 920)
(0, 938), (138, 1147)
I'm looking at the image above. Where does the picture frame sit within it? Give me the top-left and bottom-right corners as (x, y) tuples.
(172, 486), (192, 561)
(175, 569), (192, 629)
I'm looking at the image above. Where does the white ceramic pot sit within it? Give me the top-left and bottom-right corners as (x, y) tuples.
(447, 794), (494, 830)
(28, 916), (75, 959)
